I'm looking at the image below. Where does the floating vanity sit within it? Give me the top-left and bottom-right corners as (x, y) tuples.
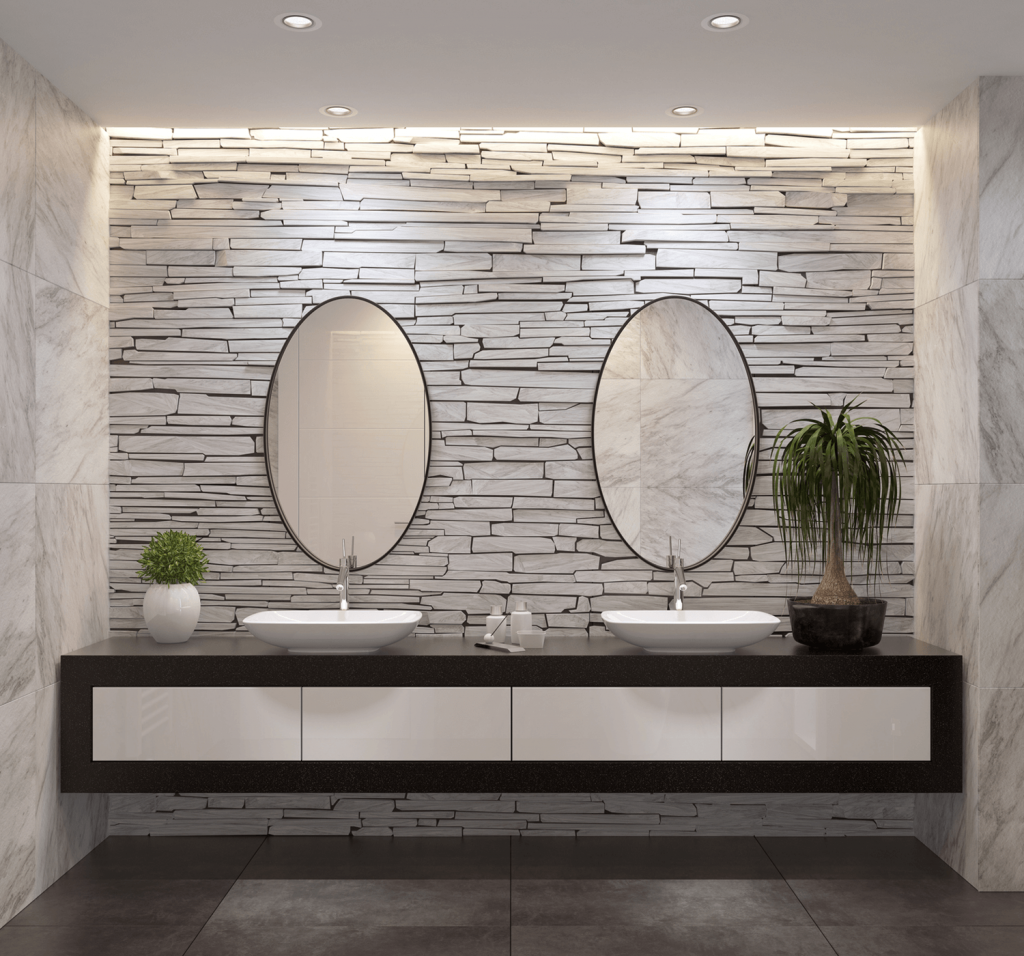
(61, 634), (961, 794)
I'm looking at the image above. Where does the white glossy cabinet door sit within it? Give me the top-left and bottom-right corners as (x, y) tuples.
(302, 687), (512, 760)
(722, 686), (930, 761)
(512, 687), (722, 760)
(93, 687), (302, 761)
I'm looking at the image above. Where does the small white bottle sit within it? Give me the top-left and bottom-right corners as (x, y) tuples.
(510, 601), (532, 645)
(484, 605), (506, 644)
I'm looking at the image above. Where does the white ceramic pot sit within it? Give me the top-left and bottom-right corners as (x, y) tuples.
(143, 583), (201, 643)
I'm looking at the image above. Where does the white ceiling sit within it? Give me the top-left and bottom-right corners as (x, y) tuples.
(0, 0), (1022, 128)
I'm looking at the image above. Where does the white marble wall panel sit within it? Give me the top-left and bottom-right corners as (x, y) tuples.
(0, 484), (38, 707)
(915, 79), (1024, 891)
(978, 77), (1024, 281)
(914, 82), (979, 307)
(33, 75), (109, 307)
(914, 286), (979, 485)
(0, 37), (109, 926)
(915, 483), (980, 685)
(978, 482), (1024, 688)
(0, 692), (36, 923)
(0, 38), (34, 273)
(977, 686), (1024, 888)
(34, 280), (109, 484)
(0, 260), (34, 483)
(35, 482), (109, 685)
(978, 280), (1024, 484)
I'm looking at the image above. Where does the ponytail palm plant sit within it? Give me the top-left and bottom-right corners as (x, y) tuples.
(771, 401), (905, 606)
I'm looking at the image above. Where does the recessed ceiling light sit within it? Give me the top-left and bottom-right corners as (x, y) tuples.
(701, 13), (748, 31)
(274, 13), (322, 31)
(319, 105), (357, 118)
(669, 105), (701, 117)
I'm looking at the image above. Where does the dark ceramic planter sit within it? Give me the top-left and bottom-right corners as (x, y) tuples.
(788, 597), (887, 651)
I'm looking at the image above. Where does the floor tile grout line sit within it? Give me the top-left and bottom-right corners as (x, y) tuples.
(180, 835), (268, 956)
(754, 836), (841, 956)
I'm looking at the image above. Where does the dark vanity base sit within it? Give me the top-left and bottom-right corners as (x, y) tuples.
(61, 633), (963, 794)
(77, 759), (959, 795)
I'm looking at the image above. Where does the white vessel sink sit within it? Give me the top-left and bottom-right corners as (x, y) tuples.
(243, 609), (421, 654)
(601, 609), (780, 654)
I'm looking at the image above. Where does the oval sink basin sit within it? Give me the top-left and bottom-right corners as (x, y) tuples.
(601, 609), (780, 654)
(243, 609), (421, 654)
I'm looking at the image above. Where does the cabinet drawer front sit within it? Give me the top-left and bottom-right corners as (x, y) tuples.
(302, 687), (512, 760)
(512, 687), (722, 761)
(93, 687), (302, 761)
(722, 686), (930, 761)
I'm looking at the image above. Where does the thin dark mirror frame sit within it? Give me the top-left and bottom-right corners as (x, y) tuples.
(592, 295), (761, 572)
(263, 294), (432, 572)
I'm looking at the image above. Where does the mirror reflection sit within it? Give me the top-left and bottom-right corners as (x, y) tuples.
(593, 296), (758, 569)
(266, 297), (429, 569)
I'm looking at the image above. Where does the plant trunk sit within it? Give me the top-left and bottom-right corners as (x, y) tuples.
(811, 474), (859, 605)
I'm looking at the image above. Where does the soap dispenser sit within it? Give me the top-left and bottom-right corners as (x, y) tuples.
(510, 601), (531, 645)
(484, 605), (506, 644)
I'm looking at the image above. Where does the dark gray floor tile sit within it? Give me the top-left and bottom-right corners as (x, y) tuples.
(757, 836), (960, 879)
(64, 836), (265, 881)
(513, 878), (812, 925)
(822, 924), (1024, 956)
(188, 923), (510, 956)
(0, 924), (197, 956)
(512, 924), (835, 956)
(7, 879), (232, 928)
(790, 879), (1024, 925)
(511, 836), (779, 879)
(240, 836), (510, 880)
(208, 879), (509, 926)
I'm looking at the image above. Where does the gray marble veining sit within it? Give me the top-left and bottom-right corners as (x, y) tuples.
(0, 484), (39, 708)
(914, 81), (979, 307)
(914, 482), (980, 685)
(35, 483), (108, 686)
(33, 280), (108, 484)
(914, 285), (979, 485)
(33, 74), (108, 308)
(915, 679), (980, 887)
(979, 76), (1024, 281)
(978, 280), (1024, 484)
(0, 692), (37, 926)
(596, 298), (754, 568)
(640, 298), (748, 381)
(977, 686), (1024, 889)
(979, 482), (1024, 688)
(0, 260), (34, 483)
(0, 38), (35, 274)
(32, 682), (108, 896)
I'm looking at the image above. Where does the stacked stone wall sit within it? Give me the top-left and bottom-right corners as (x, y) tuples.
(108, 125), (916, 638)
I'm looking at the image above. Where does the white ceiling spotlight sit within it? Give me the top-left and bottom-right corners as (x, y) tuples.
(275, 13), (323, 31)
(701, 13), (749, 31)
(319, 105), (357, 118)
(667, 105), (702, 117)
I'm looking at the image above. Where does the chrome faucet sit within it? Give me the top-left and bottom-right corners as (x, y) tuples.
(667, 536), (687, 612)
(335, 536), (358, 611)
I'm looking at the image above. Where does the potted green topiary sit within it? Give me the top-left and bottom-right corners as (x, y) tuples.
(137, 530), (209, 643)
(770, 400), (906, 650)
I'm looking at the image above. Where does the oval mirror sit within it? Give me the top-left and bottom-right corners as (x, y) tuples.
(265, 296), (429, 570)
(593, 296), (758, 570)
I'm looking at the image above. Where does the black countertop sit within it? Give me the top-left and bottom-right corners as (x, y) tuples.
(62, 633), (959, 687)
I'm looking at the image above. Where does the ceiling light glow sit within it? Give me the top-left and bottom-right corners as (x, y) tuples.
(274, 13), (323, 31)
(670, 106), (700, 117)
(701, 13), (748, 31)
(319, 105), (357, 118)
